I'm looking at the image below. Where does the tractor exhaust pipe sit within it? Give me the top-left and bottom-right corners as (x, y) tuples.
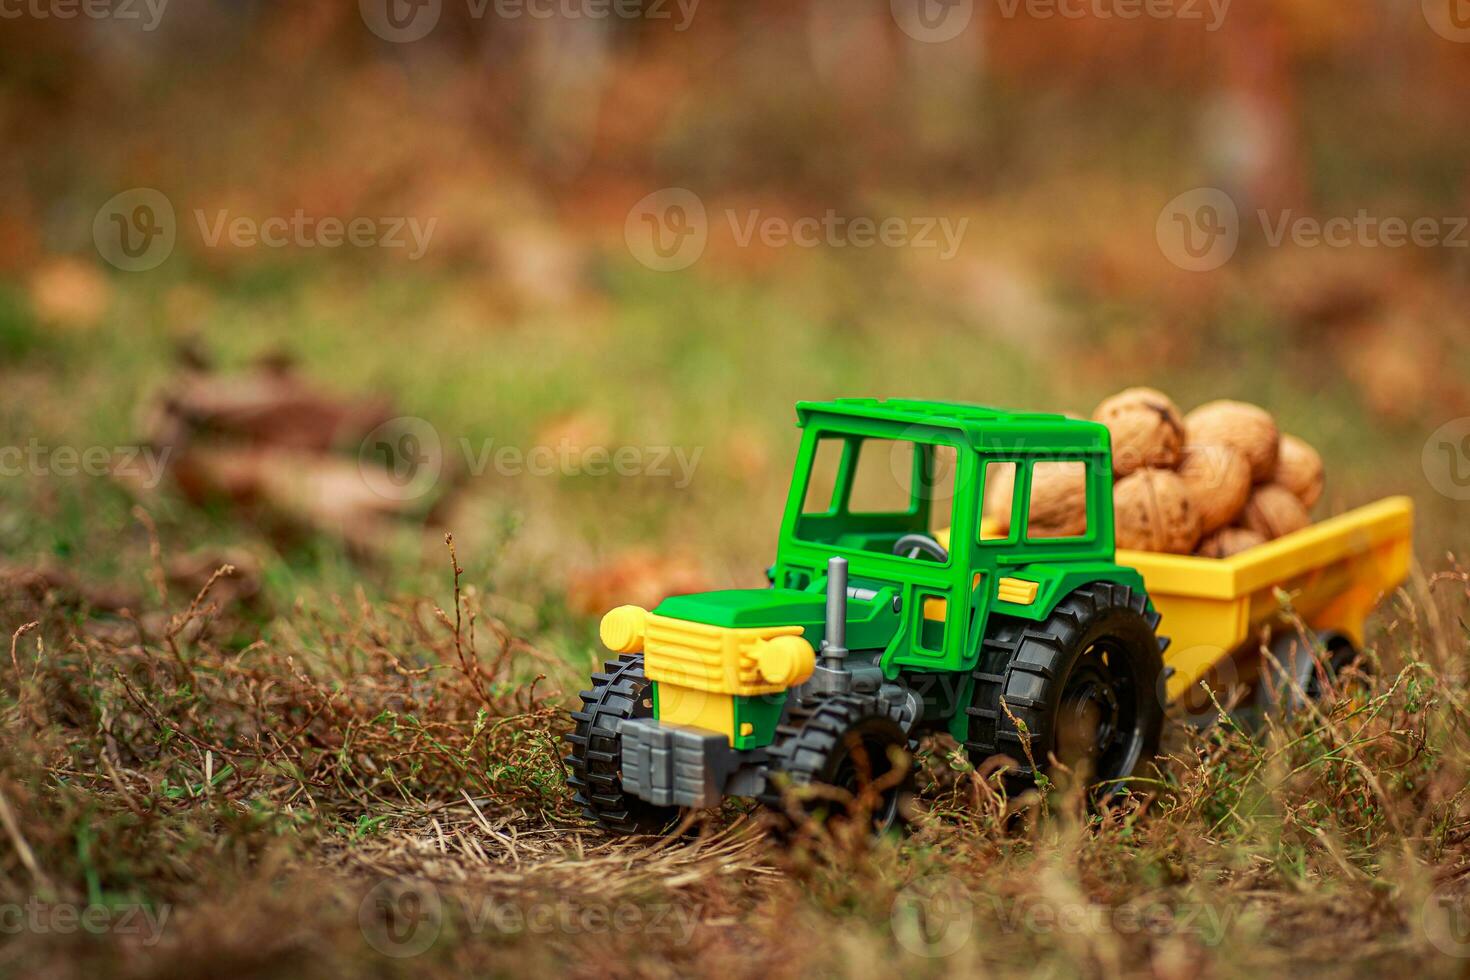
(823, 556), (849, 671)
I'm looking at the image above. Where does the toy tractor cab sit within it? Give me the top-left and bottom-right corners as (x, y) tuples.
(565, 399), (1167, 833)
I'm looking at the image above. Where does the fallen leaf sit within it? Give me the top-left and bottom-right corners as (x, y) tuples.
(566, 550), (710, 617)
(28, 257), (111, 331)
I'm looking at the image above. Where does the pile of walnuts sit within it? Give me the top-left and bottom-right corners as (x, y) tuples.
(1093, 388), (1324, 557)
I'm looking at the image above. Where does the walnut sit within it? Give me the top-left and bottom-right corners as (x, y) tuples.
(1093, 387), (1185, 476)
(1177, 443), (1252, 535)
(1113, 468), (1202, 554)
(982, 462), (1017, 533)
(1026, 460), (1088, 539)
(1240, 483), (1311, 540)
(1195, 527), (1267, 559)
(1273, 434), (1325, 509)
(1183, 401), (1280, 483)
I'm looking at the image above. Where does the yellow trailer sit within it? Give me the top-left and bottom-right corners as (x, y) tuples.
(1118, 496), (1415, 704)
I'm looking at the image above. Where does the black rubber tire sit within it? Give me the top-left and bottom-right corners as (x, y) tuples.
(965, 582), (1166, 796)
(1255, 631), (1363, 722)
(563, 654), (682, 835)
(758, 693), (913, 834)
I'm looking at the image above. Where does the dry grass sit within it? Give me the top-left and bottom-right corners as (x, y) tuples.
(1, 536), (1468, 978)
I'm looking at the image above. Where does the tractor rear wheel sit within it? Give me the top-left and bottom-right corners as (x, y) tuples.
(965, 582), (1165, 797)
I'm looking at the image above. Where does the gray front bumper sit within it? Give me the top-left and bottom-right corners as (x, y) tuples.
(618, 718), (730, 809)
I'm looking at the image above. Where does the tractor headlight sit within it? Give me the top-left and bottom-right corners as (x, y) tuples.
(751, 634), (816, 687)
(600, 605), (649, 653)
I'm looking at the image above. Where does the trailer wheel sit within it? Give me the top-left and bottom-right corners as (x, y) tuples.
(1257, 631), (1363, 720)
(965, 582), (1165, 796)
(758, 693), (913, 835)
(563, 654), (682, 835)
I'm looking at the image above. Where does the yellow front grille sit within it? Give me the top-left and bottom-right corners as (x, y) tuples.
(644, 614), (805, 696)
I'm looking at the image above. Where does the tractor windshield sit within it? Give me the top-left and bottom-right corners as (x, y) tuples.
(792, 434), (958, 563)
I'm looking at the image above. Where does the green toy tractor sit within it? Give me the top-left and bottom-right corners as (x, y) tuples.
(564, 399), (1167, 833)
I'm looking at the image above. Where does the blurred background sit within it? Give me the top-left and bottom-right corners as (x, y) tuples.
(2, 0), (1468, 635)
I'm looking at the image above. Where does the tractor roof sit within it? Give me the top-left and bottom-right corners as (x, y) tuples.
(795, 398), (1110, 453)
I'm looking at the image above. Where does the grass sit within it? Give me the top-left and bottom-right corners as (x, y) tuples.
(1, 172), (1467, 978)
(1, 524), (1467, 976)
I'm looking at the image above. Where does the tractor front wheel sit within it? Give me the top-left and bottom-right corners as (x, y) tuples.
(563, 654), (681, 835)
(759, 694), (913, 835)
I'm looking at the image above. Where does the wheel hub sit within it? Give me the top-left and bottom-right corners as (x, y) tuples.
(1058, 647), (1129, 769)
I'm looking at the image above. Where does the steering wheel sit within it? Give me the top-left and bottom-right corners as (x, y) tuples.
(893, 533), (949, 563)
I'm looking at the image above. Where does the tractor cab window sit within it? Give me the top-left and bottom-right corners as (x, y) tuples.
(795, 435), (957, 563)
(979, 457), (1092, 543)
